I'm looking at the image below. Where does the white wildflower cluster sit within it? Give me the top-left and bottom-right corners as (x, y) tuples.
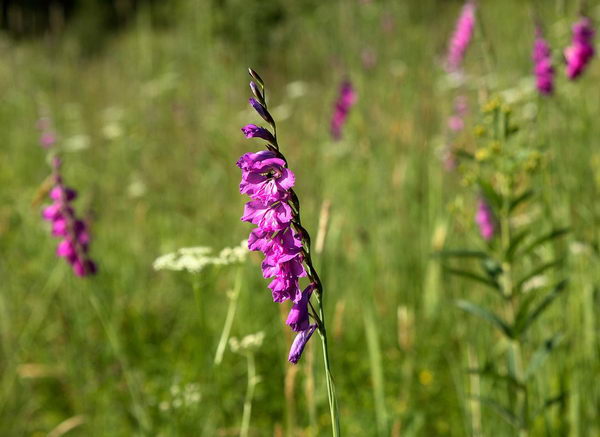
(216, 240), (250, 265)
(229, 332), (265, 355)
(159, 382), (202, 412)
(153, 240), (248, 273)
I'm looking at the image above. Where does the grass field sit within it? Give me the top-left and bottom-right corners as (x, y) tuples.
(1, 0), (599, 435)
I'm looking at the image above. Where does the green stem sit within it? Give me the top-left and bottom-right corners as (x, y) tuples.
(500, 186), (528, 436)
(214, 267), (243, 365)
(240, 352), (257, 437)
(316, 294), (341, 437)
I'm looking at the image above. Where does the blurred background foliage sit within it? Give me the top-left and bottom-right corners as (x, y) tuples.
(1, 0), (599, 436)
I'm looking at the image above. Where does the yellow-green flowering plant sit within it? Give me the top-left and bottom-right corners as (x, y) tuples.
(439, 95), (569, 436)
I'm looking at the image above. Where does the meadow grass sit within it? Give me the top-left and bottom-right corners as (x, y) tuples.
(0, 0), (599, 435)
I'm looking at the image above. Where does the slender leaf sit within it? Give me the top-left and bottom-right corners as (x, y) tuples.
(506, 228), (531, 262)
(518, 228), (569, 257)
(516, 259), (563, 291)
(532, 393), (567, 419)
(525, 334), (563, 380)
(445, 268), (501, 294)
(516, 280), (568, 335)
(478, 179), (502, 212)
(467, 367), (523, 390)
(456, 300), (513, 338)
(433, 250), (488, 259)
(481, 258), (503, 279)
(470, 396), (521, 428)
(513, 290), (541, 333)
(509, 190), (534, 213)
(455, 149), (474, 160)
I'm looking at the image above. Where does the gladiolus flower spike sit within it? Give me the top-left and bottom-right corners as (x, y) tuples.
(445, 1), (476, 72)
(42, 157), (97, 277)
(238, 73), (327, 364)
(237, 68), (341, 436)
(565, 17), (595, 80)
(330, 81), (357, 141)
(532, 27), (555, 95)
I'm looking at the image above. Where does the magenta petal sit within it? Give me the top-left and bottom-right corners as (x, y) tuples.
(268, 276), (302, 303)
(330, 81), (356, 141)
(242, 200), (293, 232)
(445, 2), (476, 72)
(56, 239), (76, 258)
(565, 17), (595, 80)
(50, 186), (77, 202)
(475, 198), (496, 241)
(52, 219), (68, 237)
(238, 151), (293, 202)
(73, 259), (97, 277)
(248, 228), (273, 252)
(42, 204), (61, 220)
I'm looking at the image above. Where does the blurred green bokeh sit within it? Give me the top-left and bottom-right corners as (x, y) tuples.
(0, 0), (599, 436)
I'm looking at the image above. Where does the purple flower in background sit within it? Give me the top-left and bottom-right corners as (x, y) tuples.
(565, 17), (595, 80)
(533, 29), (555, 95)
(442, 148), (457, 171)
(442, 96), (468, 172)
(37, 117), (56, 149)
(475, 197), (496, 241)
(288, 324), (317, 364)
(447, 95), (468, 132)
(330, 81), (357, 141)
(42, 157), (97, 277)
(445, 1), (476, 72)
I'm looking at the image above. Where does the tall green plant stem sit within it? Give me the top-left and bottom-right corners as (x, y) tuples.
(255, 70), (341, 436)
(240, 352), (257, 437)
(292, 210), (340, 437)
(315, 293), (341, 437)
(215, 267), (243, 365)
(499, 185), (528, 437)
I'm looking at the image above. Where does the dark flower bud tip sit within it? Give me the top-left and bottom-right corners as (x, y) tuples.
(249, 98), (275, 126)
(248, 68), (265, 88)
(250, 81), (265, 105)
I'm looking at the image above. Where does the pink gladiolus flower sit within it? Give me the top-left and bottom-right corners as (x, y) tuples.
(442, 96), (468, 172)
(238, 70), (328, 363)
(475, 198), (496, 241)
(445, 1), (476, 72)
(448, 96), (468, 132)
(330, 81), (357, 141)
(565, 17), (595, 80)
(42, 157), (97, 277)
(36, 117), (57, 149)
(241, 199), (294, 232)
(533, 29), (555, 95)
(237, 150), (295, 202)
